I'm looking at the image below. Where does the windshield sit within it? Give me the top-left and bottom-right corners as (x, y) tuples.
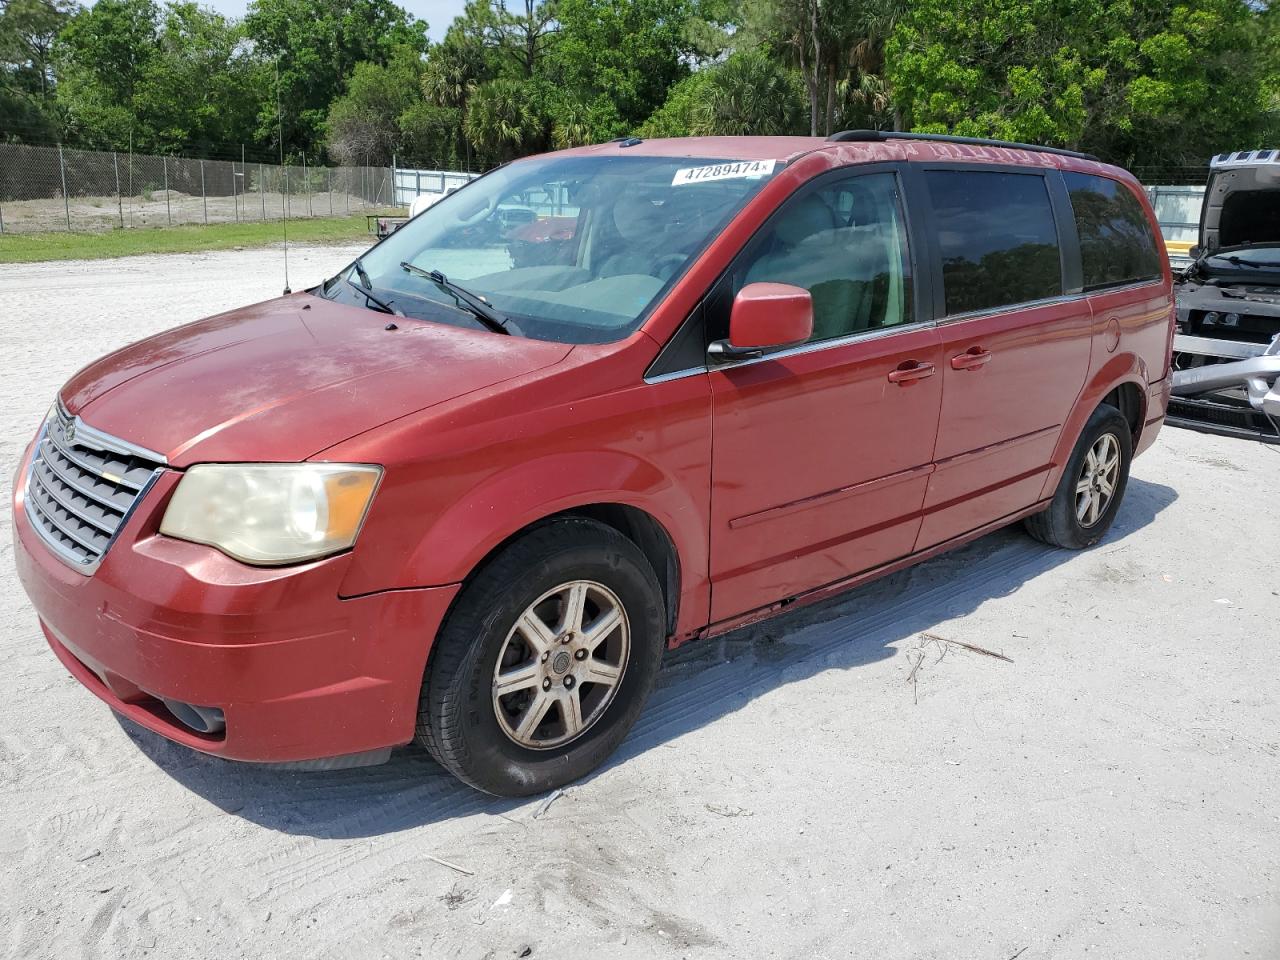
(327, 154), (779, 343)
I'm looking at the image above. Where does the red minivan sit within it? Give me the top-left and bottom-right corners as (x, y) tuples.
(12, 132), (1174, 795)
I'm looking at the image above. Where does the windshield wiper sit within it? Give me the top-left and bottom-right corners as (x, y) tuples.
(1220, 254), (1273, 269)
(352, 256), (377, 290)
(400, 261), (510, 335)
(341, 271), (399, 315)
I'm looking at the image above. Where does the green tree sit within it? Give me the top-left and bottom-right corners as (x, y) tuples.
(243, 0), (426, 157)
(464, 74), (544, 161)
(54, 0), (265, 153)
(886, 0), (1272, 165)
(739, 0), (904, 135)
(53, 0), (160, 147)
(1255, 1), (1280, 142)
(692, 49), (806, 135)
(639, 50), (806, 137)
(549, 0), (691, 138)
(421, 1), (556, 164)
(325, 44), (425, 165)
(399, 100), (464, 166)
(133, 2), (264, 153)
(0, 0), (74, 142)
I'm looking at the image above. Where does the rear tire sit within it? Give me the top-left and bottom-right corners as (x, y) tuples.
(416, 518), (665, 797)
(1024, 403), (1132, 549)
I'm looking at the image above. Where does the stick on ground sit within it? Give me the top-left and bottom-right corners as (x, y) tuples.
(921, 632), (1013, 663)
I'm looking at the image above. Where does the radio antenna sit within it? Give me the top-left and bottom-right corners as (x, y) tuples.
(276, 59), (291, 295)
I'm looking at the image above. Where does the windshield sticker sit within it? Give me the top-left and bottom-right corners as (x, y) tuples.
(671, 160), (776, 186)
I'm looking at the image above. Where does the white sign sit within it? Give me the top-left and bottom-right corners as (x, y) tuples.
(671, 160), (776, 186)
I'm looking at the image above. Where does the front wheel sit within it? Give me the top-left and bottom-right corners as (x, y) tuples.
(1024, 403), (1133, 549)
(416, 518), (665, 796)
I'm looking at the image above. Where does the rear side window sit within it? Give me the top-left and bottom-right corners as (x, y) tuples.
(1063, 172), (1162, 290)
(925, 170), (1063, 315)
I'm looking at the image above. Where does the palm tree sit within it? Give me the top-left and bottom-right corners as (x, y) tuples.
(693, 51), (807, 136)
(464, 77), (540, 162)
(422, 38), (485, 167)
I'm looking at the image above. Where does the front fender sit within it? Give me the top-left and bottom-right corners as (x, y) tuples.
(400, 448), (706, 608)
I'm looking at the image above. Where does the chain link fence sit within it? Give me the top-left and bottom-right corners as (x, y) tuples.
(0, 143), (398, 234)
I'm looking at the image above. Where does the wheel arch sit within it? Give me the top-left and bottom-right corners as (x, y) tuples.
(1041, 354), (1150, 499)
(456, 502), (683, 639)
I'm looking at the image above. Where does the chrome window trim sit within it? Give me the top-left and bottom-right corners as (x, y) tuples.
(643, 318), (936, 383)
(935, 277), (1165, 327)
(1080, 276), (1165, 296)
(24, 406), (167, 576)
(936, 292), (1086, 326)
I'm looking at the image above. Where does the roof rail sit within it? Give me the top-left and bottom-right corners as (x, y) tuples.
(826, 129), (1099, 162)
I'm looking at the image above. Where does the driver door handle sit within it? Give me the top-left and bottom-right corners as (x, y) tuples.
(887, 360), (936, 384)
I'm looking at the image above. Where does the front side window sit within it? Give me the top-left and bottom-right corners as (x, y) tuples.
(733, 171), (914, 343)
(1063, 172), (1162, 290)
(926, 170), (1063, 315)
(331, 155), (778, 344)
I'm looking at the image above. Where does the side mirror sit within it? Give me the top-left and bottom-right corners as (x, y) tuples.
(708, 282), (814, 364)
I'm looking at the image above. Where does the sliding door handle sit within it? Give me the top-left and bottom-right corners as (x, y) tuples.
(951, 347), (992, 370)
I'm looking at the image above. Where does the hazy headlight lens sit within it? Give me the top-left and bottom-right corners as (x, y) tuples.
(159, 463), (381, 565)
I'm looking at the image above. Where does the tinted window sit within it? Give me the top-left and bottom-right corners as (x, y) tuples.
(1064, 172), (1162, 290)
(926, 171), (1063, 315)
(735, 172), (913, 343)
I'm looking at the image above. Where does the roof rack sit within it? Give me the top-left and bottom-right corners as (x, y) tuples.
(826, 129), (1099, 162)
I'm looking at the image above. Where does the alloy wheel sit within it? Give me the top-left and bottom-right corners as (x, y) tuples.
(1076, 432), (1121, 528)
(492, 580), (630, 749)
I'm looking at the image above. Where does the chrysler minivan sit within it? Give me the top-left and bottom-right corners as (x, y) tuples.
(12, 132), (1174, 796)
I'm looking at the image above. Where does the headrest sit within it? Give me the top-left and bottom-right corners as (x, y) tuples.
(612, 194), (665, 241)
(775, 195), (835, 246)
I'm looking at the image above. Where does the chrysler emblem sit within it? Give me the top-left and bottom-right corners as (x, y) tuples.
(64, 421), (76, 444)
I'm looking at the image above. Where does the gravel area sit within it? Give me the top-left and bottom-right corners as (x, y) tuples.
(1, 245), (1278, 960)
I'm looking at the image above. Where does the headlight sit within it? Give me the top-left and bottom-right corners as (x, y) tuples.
(159, 463), (381, 565)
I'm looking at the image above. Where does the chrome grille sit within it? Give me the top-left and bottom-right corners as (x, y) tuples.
(24, 405), (165, 573)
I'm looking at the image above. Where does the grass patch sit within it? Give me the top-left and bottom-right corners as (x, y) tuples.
(0, 214), (395, 264)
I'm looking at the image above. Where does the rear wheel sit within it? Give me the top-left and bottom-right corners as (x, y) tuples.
(416, 518), (665, 796)
(1024, 403), (1132, 549)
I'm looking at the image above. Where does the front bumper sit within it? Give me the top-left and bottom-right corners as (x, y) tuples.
(1169, 333), (1280, 443)
(12, 444), (459, 763)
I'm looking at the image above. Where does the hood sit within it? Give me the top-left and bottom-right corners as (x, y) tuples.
(62, 293), (572, 465)
(1201, 156), (1280, 253)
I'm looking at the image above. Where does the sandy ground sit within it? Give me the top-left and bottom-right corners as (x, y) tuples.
(1, 245), (1278, 960)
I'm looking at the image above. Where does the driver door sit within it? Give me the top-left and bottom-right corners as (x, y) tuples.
(706, 168), (943, 623)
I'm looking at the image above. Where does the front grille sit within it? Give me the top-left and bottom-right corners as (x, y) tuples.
(24, 405), (165, 572)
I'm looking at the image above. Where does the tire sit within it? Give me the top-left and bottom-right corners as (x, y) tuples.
(416, 517), (665, 797)
(1024, 402), (1133, 549)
